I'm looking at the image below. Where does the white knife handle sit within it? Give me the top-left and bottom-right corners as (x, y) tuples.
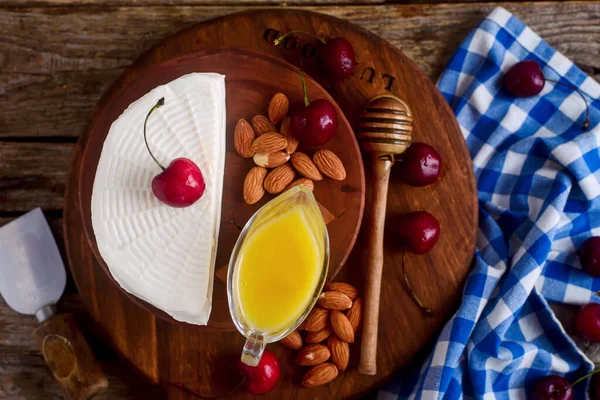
(33, 313), (108, 400)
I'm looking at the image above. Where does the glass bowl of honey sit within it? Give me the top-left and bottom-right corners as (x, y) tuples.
(227, 186), (329, 366)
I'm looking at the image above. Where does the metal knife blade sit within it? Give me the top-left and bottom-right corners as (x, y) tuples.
(0, 208), (66, 320)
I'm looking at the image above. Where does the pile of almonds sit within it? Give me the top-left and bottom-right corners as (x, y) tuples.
(234, 93), (347, 204)
(279, 282), (362, 387)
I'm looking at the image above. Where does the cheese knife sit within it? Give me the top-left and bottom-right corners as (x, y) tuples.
(0, 208), (108, 399)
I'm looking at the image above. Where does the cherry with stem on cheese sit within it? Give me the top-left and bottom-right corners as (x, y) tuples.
(580, 237), (600, 277)
(238, 350), (280, 395)
(395, 211), (441, 316)
(532, 368), (600, 400)
(575, 303), (600, 343)
(143, 98), (206, 208)
(503, 60), (590, 130)
(289, 69), (339, 146)
(273, 31), (356, 80)
(398, 143), (442, 187)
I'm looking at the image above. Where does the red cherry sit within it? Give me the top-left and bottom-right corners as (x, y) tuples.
(238, 350), (280, 395)
(273, 32), (355, 81)
(397, 211), (440, 254)
(532, 375), (573, 400)
(399, 143), (442, 187)
(291, 98), (338, 146)
(502, 61), (590, 130)
(580, 237), (600, 277)
(576, 303), (600, 343)
(151, 158), (205, 208)
(143, 98), (205, 208)
(503, 60), (545, 97)
(319, 37), (356, 80)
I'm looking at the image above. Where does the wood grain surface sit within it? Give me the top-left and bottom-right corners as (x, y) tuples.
(64, 8), (476, 399)
(2, 0), (562, 6)
(2, 2), (600, 399)
(76, 48), (365, 329)
(2, 3), (599, 143)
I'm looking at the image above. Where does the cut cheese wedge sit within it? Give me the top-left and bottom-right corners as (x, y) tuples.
(91, 73), (226, 325)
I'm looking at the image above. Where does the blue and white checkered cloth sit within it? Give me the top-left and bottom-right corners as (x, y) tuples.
(379, 7), (600, 399)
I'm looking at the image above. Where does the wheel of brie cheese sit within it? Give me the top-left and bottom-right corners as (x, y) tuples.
(91, 73), (226, 325)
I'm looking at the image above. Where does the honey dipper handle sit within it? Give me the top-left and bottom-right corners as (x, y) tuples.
(359, 153), (393, 376)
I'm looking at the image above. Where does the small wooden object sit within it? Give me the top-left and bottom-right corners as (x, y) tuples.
(33, 313), (108, 399)
(357, 95), (413, 375)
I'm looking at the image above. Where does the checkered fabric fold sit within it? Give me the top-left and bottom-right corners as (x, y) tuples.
(378, 7), (600, 399)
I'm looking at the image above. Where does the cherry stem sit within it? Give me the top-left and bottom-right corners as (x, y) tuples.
(545, 79), (590, 131)
(401, 250), (433, 317)
(568, 367), (600, 390)
(292, 45), (311, 108)
(273, 30), (327, 46)
(300, 70), (310, 107)
(143, 97), (166, 171)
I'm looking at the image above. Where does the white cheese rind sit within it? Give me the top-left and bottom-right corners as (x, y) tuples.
(91, 73), (226, 325)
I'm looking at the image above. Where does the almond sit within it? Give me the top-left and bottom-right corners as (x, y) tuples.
(233, 118), (256, 158)
(318, 292), (352, 310)
(253, 151), (290, 168)
(251, 115), (277, 136)
(285, 178), (314, 192)
(268, 93), (289, 125)
(346, 298), (362, 332)
(291, 152), (323, 181)
(313, 149), (346, 180)
(302, 363), (338, 387)
(243, 167), (267, 205)
(330, 311), (354, 343)
(250, 133), (287, 154)
(263, 164), (295, 194)
(295, 344), (330, 366)
(326, 335), (350, 371)
(297, 320), (307, 331)
(280, 330), (302, 350)
(280, 117), (299, 154)
(324, 282), (359, 301)
(305, 328), (332, 344)
(305, 307), (329, 332)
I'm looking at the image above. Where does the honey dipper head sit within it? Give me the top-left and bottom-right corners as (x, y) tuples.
(356, 94), (413, 155)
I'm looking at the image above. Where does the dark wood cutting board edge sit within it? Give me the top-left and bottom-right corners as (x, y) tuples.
(64, 8), (478, 399)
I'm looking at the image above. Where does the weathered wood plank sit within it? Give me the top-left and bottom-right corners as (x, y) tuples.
(0, 142), (72, 211)
(4, 0), (382, 5)
(1, 3), (598, 138)
(0, 0), (529, 6)
(0, 293), (167, 399)
(0, 214), (158, 397)
(1, 3), (599, 398)
(0, 358), (166, 400)
(1, 0), (590, 6)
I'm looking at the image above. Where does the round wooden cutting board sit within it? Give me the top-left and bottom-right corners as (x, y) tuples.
(77, 49), (364, 331)
(64, 9), (477, 399)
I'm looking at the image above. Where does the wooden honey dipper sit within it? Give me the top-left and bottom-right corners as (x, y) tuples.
(356, 94), (413, 375)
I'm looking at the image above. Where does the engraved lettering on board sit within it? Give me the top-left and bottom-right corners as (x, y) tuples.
(263, 28), (397, 92)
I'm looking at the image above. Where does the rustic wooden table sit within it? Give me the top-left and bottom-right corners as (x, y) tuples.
(1, 1), (599, 399)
